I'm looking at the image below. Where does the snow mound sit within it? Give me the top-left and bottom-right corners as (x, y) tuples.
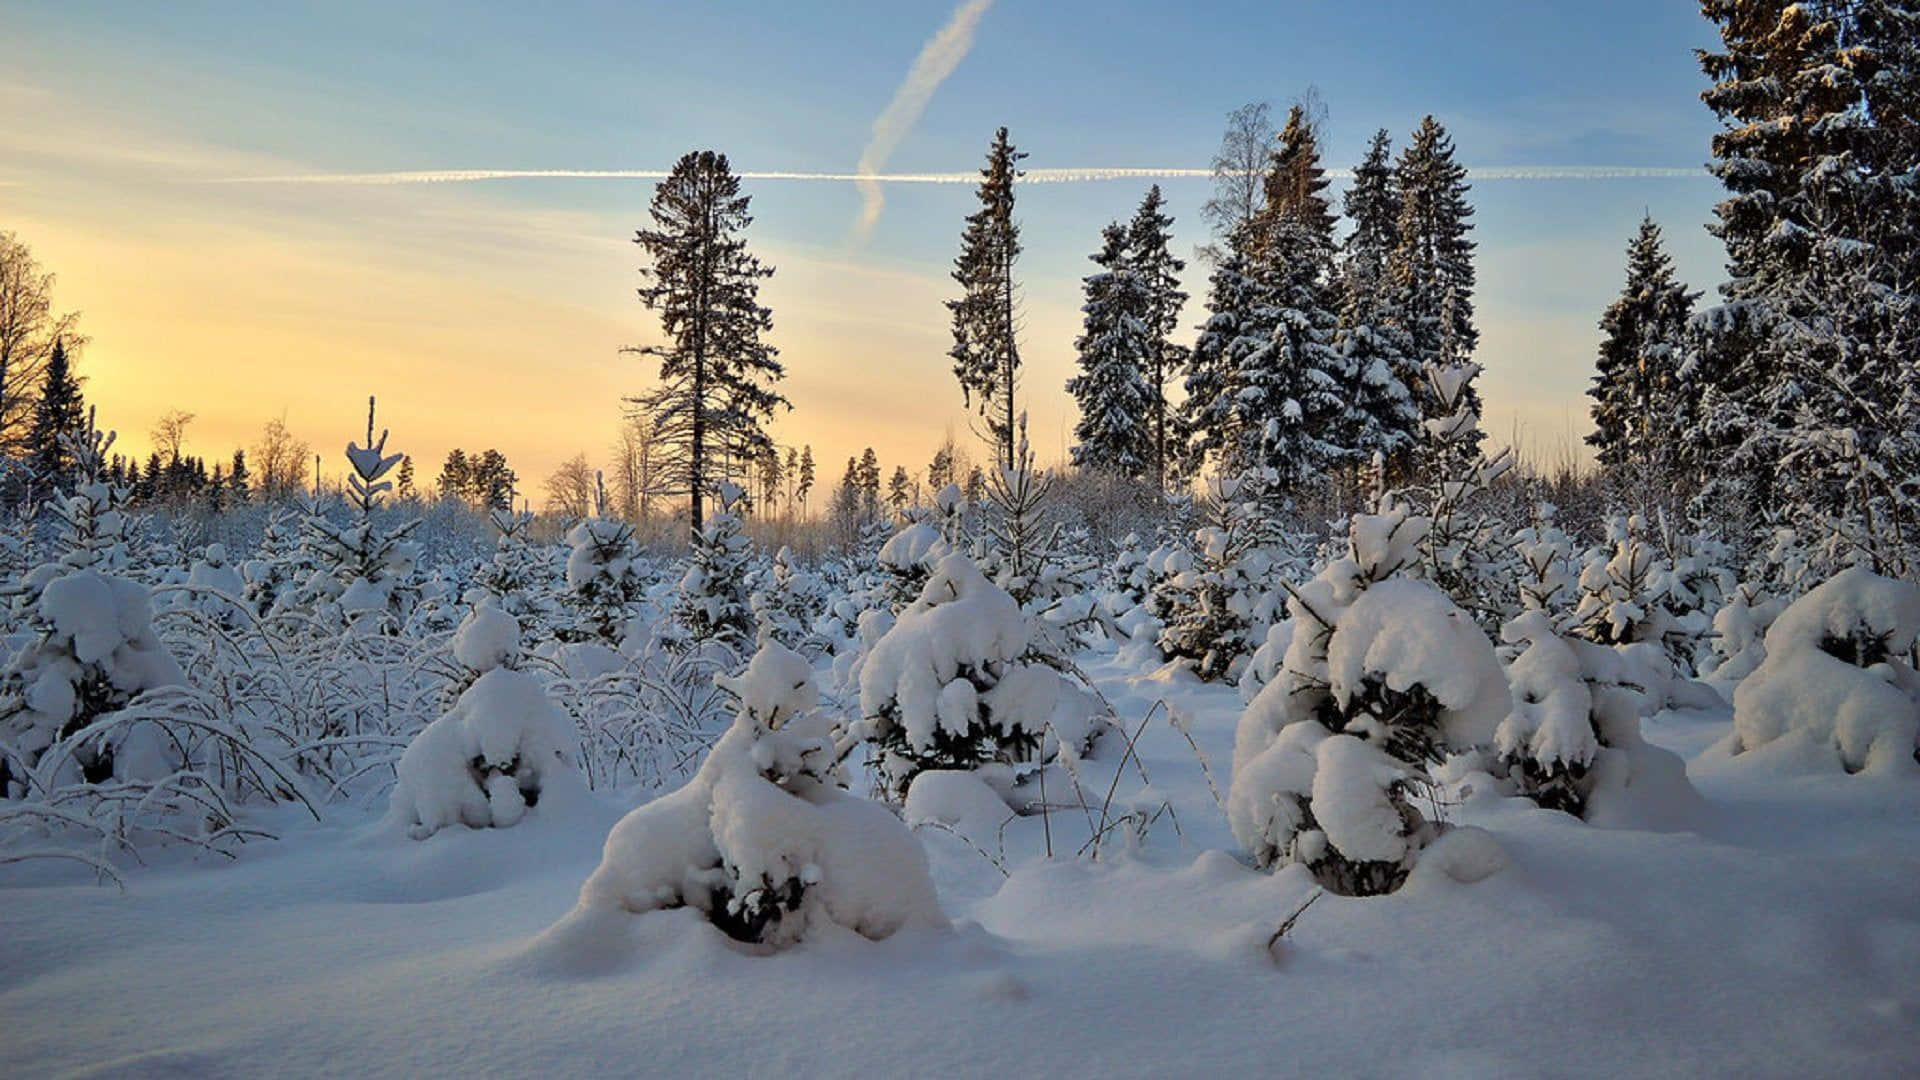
(452, 605), (522, 672)
(1727, 567), (1920, 775)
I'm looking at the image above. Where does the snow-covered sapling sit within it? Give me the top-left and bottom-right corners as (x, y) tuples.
(555, 640), (943, 949)
(387, 606), (585, 838)
(669, 481), (756, 653)
(858, 553), (1060, 800)
(1229, 507), (1508, 895)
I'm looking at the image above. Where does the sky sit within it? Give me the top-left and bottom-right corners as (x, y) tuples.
(0, 0), (1732, 503)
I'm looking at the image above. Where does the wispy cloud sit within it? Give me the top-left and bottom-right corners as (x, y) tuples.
(854, 0), (996, 241)
(212, 164), (1707, 186)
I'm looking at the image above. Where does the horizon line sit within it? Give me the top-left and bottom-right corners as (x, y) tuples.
(206, 164), (1710, 186)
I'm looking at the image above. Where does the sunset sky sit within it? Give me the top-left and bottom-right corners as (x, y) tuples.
(2, 0), (1729, 501)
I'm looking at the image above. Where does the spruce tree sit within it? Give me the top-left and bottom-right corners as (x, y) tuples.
(26, 338), (84, 490)
(1125, 186), (1189, 489)
(1067, 224), (1153, 479)
(1692, 0), (1898, 531)
(948, 127), (1026, 472)
(1389, 116), (1482, 463)
(1187, 106), (1349, 494)
(1588, 216), (1698, 471)
(1336, 130), (1420, 473)
(229, 449), (250, 504)
(630, 150), (786, 537)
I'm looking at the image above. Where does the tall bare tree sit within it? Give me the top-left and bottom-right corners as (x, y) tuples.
(252, 414), (310, 502)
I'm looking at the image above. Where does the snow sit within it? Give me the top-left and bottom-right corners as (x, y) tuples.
(6, 646), (1917, 1077)
(451, 604), (523, 672)
(1325, 576), (1509, 748)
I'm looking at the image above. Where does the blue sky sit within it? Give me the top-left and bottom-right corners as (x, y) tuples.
(0, 0), (1732, 491)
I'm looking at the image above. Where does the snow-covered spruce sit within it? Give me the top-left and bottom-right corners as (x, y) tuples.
(0, 568), (187, 794)
(386, 607), (585, 839)
(1494, 609), (1698, 824)
(1228, 509), (1507, 895)
(749, 545), (825, 651)
(561, 514), (649, 646)
(549, 641), (943, 951)
(858, 553), (1060, 801)
(298, 399), (422, 627)
(668, 481), (755, 652)
(1722, 566), (1920, 775)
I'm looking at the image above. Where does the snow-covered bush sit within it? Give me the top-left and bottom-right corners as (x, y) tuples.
(471, 508), (561, 634)
(387, 606), (585, 838)
(550, 641), (943, 950)
(1495, 609), (1698, 823)
(1229, 507), (1508, 895)
(1723, 566), (1920, 774)
(0, 569), (188, 793)
(858, 553), (1060, 800)
(1153, 478), (1291, 681)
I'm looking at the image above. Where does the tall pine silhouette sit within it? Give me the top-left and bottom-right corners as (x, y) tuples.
(948, 127), (1026, 472)
(629, 150), (786, 536)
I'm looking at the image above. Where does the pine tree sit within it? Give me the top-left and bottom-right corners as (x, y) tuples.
(26, 338), (84, 491)
(470, 449), (516, 512)
(886, 465), (912, 517)
(857, 448), (882, 522)
(630, 150), (786, 537)
(438, 449), (471, 503)
(1126, 186), (1189, 488)
(1389, 116), (1482, 464)
(228, 449), (250, 504)
(1588, 216), (1699, 471)
(796, 445), (815, 517)
(395, 454), (415, 500)
(1067, 224), (1154, 478)
(670, 481), (757, 651)
(948, 127), (1027, 472)
(1177, 238), (1259, 482)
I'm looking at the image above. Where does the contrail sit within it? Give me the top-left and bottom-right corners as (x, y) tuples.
(855, 0), (995, 241)
(211, 164), (1707, 186)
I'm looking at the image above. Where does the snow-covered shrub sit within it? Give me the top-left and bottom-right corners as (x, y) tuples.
(241, 507), (309, 619)
(0, 569), (188, 793)
(387, 606), (585, 838)
(1229, 507), (1508, 895)
(668, 482), (756, 653)
(1494, 610), (1698, 823)
(552, 641), (943, 950)
(1153, 478), (1290, 681)
(1723, 566), (1920, 774)
(1701, 582), (1787, 685)
(858, 553), (1060, 800)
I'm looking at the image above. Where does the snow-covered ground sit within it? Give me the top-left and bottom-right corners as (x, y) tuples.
(3, 647), (1917, 1078)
